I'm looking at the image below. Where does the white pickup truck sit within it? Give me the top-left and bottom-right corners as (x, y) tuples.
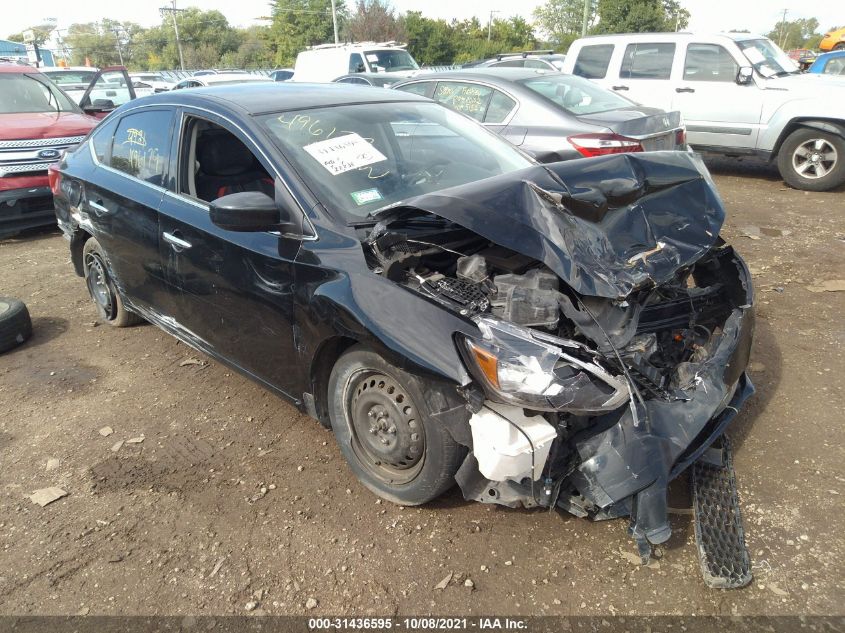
(562, 33), (845, 191)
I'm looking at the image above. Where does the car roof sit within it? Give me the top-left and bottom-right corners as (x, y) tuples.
(397, 68), (562, 84)
(195, 73), (271, 84)
(573, 32), (766, 43)
(127, 82), (429, 115)
(0, 62), (38, 74)
(817, 50), (845, 59)
(40, 66), (96, 72)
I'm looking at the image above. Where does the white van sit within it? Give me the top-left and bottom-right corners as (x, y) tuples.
(292, 42), (420, 83)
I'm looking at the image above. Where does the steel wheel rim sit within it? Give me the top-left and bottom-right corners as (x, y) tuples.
(344, 369), (426, 485)
(792, 139), (838, 179)
(85, 251), (116, 320)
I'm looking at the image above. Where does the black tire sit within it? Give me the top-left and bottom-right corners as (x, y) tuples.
(0, 297), (32, 353)
(328, 345), (463, 505)
(82, 237), (140, 327)
(777, 127), (845, 192)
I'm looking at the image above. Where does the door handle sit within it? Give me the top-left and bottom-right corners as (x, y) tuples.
(612, 85), (629, 91)
(675, 87), (696, 93)
(163, 231), (192, 250)
(88, 199), (110, 215)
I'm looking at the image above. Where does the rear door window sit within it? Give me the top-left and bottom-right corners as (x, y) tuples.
(484, 90), (517, 123)
(395, 82), (433, 97)
(91, 115), (120, 163)
(683, 44), (739, 82)
(620, 43), (675, 79)
(573, 44), (614, 79)
(109, 109), (174, 186)
(432, 82), (493, 121)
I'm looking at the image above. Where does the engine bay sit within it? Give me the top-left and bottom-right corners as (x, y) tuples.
(362, 212), (742, 403)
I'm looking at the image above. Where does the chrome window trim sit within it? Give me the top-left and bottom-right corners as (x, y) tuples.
(85, 101), (316, 241)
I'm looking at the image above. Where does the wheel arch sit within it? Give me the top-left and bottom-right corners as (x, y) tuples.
(308, 335), (360, 428)
(70, 228), (94, 277)
(771, 118), (845, 159)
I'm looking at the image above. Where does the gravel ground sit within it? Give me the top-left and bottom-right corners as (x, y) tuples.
(0, 158), (843, 617)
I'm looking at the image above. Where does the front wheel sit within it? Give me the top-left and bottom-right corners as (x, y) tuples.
(82, 237), (140, 327)
(328, 345), (463, 505)
(777, 127), (845, 191)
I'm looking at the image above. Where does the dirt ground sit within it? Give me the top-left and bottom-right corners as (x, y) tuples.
(0, 157), (843, 618)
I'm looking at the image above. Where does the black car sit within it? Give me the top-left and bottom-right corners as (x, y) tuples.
(393, 69), (686, 162)
(51, 84), (755, 586)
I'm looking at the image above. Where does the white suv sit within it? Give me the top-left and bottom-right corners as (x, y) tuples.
(562, 33), (845, 191)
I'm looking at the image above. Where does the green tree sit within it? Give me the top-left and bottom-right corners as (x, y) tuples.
(403, 12), (455, 65)
(766, 17), (820, 50)
(268, 0), (348, 67)
(533, 0), (596, 49)
(63, 20), (141, 67)
(593, 0), (689, 34)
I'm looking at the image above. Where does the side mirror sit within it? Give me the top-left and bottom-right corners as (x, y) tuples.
(736, 66), (753, 85)
(209, 191), (285, 232)
(84, 99), (116, 114)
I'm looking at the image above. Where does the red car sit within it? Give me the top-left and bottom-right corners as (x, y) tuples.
(0, 62), (98, 239)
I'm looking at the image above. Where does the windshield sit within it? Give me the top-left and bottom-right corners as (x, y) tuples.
(0, 73), (79, 114)
(736, 38), (798, 78)
(260, 102), (532, 221)
(518, 73), (632, 115)
(42, 70), (97, 86)
(364, 49), (419, 72)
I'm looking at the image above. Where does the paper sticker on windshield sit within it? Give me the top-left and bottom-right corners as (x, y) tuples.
(303, 133), (387, 176)
(366, 54), (380, 62)
(351, 188), (383, 206)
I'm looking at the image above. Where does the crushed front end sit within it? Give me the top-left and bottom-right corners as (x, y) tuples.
(359, 152), (755, 586)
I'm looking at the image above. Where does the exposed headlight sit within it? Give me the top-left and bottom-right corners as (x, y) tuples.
(458, 316), (629, 413)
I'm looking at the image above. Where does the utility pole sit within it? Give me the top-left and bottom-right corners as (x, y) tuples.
(487, 10), (500, 42)
(159, 0), (186, 71)
(330, 0), (339, 44)
(110, 26), (125, 66)
(581, 0), (591, 37)
(777, 9), (787, 49)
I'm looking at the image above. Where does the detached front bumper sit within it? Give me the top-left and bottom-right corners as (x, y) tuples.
(570, 304), (755, 546)
(0, 176), (55, 239)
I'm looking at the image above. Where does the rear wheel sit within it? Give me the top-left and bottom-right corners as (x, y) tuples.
(83, 237), (140, 327)
(328, 345), (462, 505)
(777, 127), (845, 191)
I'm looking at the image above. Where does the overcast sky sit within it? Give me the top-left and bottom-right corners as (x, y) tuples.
(4, 0), (841, 42)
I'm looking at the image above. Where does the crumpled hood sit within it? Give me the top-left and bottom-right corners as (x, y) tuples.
(397, 151), (725, 299)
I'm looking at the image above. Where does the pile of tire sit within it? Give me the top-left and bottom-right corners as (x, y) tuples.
(0, 297), (32, 354)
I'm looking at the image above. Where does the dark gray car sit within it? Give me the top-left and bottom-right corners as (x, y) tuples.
(393, 69), (686, 162)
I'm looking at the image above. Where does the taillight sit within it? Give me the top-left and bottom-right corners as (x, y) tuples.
(48, 164), (61, 196)
(567, 133), (644, 158)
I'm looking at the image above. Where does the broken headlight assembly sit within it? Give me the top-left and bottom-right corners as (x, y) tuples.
(458, 316), (629, 413)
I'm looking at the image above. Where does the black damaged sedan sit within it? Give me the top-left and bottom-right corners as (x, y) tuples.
(51, 84), (755, 587)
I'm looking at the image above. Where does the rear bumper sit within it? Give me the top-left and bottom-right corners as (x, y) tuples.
(0, 183), (56, 239)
